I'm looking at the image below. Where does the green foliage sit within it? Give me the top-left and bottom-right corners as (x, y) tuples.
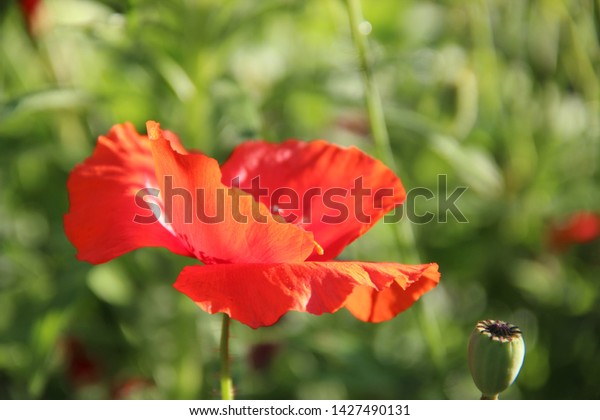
(1, 0), (599, 399)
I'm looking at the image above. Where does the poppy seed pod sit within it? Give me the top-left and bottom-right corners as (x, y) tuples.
(468, 320), (525, 399)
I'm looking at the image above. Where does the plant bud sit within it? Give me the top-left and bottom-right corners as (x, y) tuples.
(468, 320), (525, 399)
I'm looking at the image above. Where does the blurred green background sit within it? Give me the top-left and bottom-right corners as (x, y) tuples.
(1, 0), (599, 400)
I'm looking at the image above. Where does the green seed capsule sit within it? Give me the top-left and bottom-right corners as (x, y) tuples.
(468, 320), (525, 399)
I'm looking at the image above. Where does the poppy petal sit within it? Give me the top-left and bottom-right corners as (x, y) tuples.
(220, 140), (406, 261)
(174, 261), (435, 328)
(344, 262), (440, 322)
(146, 122), (316, 264)
(64, 123), (193, 264)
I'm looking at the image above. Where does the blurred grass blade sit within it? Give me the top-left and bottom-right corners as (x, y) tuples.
(0, 89), (92, 123)
(156, 57), (197, 102)
(430, 134), (504, 198)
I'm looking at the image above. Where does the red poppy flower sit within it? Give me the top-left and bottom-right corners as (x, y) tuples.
(549, 211), (600, 251)
(64, 121), (440, 328)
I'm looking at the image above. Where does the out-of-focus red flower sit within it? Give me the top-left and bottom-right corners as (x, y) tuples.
(64, 122), (440, 328)
(248, 343), (280, 372)
(18, 0), (44, 36)
(61, 337), (101, 388)
(111, 377), (155, 400)
(549, 212), (600, 251)
(335, 111), (370, 137)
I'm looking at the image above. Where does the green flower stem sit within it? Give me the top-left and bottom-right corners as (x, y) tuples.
(345, 0), (446, 387)
(344, 0), (419, 264)
(344, 0), (394, 169)
(220, 313), (234, 400)
(481, 394), (499, 400)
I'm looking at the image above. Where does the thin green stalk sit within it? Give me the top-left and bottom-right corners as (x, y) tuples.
(220, 314), (234, 400)
(345, 0), (395, 172)
(344, 0), (446, 393)
(344, 0), (419, 264)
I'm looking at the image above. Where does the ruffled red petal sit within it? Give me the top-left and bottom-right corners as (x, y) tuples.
(147, 122), (316, 264)
(220, 140), (405, 261)
(344, 263), (440, 322)
(174, 261), (434, 328)
(64, 123), (193, 264)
